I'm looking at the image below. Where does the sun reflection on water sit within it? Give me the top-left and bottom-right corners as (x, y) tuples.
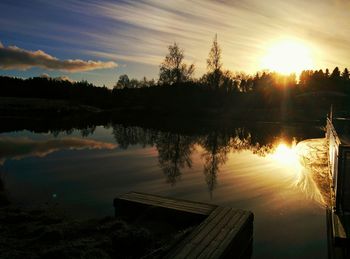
(270, 140), (326, 206)
(272, 142), (298, 166)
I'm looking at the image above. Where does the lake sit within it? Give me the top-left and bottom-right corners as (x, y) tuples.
(0, 121), (328, 258)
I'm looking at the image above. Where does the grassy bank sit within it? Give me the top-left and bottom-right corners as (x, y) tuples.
(0, 203), (194, 259)
(0, 174), (193, 258)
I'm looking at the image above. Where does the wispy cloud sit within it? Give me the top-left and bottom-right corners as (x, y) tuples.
(1, 0), (349, 80)
(0, 42), (117, 72)
(79, 0), (350, 73)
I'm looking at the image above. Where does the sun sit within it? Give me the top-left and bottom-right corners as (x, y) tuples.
(271, 143), (298, 165)
(261, 39), (314, 75)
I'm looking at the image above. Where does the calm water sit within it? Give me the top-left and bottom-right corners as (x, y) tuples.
(0, 122), (327, 258)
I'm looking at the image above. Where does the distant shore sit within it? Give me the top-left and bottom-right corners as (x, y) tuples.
(0, 95), (334, 123)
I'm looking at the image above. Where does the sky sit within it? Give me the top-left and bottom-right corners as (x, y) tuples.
(0, 0), (350, 88)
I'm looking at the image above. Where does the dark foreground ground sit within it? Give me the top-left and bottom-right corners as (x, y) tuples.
(0, 204), (194, 259)
(0, 175), (194, 259)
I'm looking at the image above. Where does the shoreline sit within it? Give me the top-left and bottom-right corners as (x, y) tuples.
(0, 202), (192, 259)
(0, 96), (329, 137)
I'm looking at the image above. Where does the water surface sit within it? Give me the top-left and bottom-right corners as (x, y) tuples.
(0, 122), (327, 258)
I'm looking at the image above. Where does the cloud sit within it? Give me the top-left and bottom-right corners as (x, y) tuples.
(83, 0), (350, 73)
(1, 0), (350, 77)
(40, 73), (50, 78)
(0, 43), (118, 72)
(54, 75), (75, 82)
(0, 137), (117, 165)
(40, 73), (75, 82)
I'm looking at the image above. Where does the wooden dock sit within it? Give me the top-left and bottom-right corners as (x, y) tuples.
(114, 192), (217, 216)
(114, 192), (254, 259)
(326, 117), (350, 258)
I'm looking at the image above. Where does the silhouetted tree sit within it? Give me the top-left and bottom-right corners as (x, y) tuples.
(159, 43), (195, 85)
(299, 70), (312, 87)
(325, 68), (330, 78)
(139, 77), (156, 88)
(129, 78), (140, 89)
(115, 74), (130, 89)
(207, 34), (222, 89)
(331, 67), (341, 79)
(342, 68), (349, 81)
(221, 70), (239, 92)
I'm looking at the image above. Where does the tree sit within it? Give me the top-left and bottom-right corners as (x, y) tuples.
(159, 43), (195, 85)
(342, 68), (349, 81)
(220, 70), (238, 92)
(114, 74), (130, 89)
(129, 78), (140, 88)
(206, 34), (222, 89)
(331, 67), (341, 79)
(325, 68), (330, 78)
(139, 76), (156, 88)
(299, 70), (308, 86)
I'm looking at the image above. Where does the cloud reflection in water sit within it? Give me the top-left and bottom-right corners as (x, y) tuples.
(0, 137), (117, 165)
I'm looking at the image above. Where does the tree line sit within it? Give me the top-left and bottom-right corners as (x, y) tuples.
(114, 35), (350, 95)
(1, 35), (349, 114)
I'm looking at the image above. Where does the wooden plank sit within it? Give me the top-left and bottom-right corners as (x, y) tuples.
(211, 211), (247, 244)
(120, 194), (213, 211)
(197, 211), (248, 259)
(167, 208), (253, 259)
(209, 211), (253, 259)
(186, 207), (232, 246)
(197, 210), (246, 258)
(166, 207), (227, 258)
(114, 192), (254, 258)
(192, 209), (244, 258)
(125, 192), (216, 210)
(115, 192), (217, 215)
(117, 197), (212, 214)
(117, 192), (212, 209)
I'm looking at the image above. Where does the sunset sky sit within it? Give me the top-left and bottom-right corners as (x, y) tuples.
(1, 0), (350, 87)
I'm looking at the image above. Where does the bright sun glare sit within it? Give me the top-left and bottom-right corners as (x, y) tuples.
(272, 143), (298, 165)
(270, 141), (326, 205)
(261, 39), (314, 75)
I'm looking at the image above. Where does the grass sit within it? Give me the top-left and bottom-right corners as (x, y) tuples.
(0, 204), (194, 259)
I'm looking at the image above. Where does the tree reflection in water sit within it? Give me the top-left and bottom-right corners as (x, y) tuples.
(113, 125), (156, 149)
(200, 131), (230, 196)
(156, 133), (194, 185)
(111, 124), (278, 193)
